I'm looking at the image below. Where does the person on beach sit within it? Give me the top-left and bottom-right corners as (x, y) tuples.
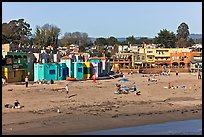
(133, 82), (137, 93)
(25, 76), (29, 88)
(92, 74), (96, 83)
(117, 84), (122, 94)
(168, 82), (171, 89)
(14, 100), (21, 109)
(198, 70), (201, 79)
(147, 75), (151, 82)
(176, 71), (178, 76)
(2, 77), (6, 85)
(65, 84), (69, 95)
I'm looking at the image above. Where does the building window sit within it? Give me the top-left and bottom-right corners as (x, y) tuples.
(172, 56), (179, 61)
(147, 51), (153, 53)
(173, 50), (178, 54)
(49, 70), (55, 74)
(137, 55), (140, 60)
(78, 68), (82, 73)
(63, 68), (68, 76)
(142, 56), (145, 60)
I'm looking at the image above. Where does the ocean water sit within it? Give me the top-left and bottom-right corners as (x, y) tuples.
(79, 119), (202, 135)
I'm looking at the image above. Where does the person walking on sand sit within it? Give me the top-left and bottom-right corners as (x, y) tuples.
(92, 74), (96, 83)
(25, 76), (29, 88)
(198, 69), (201, 79)
(65, 84), (69, 95)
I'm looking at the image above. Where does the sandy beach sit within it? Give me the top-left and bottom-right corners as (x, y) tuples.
(2, 72), (202, 135)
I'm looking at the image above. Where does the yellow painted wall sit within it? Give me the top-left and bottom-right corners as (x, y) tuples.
(2, 67), (27, 83)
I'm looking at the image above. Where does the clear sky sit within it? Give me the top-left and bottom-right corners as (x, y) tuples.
(2, 2), (202, 38)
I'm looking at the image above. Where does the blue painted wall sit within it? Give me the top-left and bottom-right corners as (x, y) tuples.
(60, 58), (74, 78)
(34, 63), (67, 81)
(73, 62), (84, 80)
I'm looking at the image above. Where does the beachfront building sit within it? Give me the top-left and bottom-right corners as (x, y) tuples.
(190, 52), (202, 71)
(170, 48), (200, 68)
(154, 48), (171, 67)
(139, 48), (155, 68)
(83, 62), (91, 79)
(89, 57), (110, 78)
(111, 53), (133, 69)
(34, 63), (68, 82)
(2, 51), (35, 82)
(132, 52), (146, 68)
(89, 57), (102, 78)
(60, 56), (74, 78)
(73, 62), (84, 80)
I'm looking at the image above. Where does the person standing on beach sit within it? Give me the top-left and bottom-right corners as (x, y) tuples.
(198, 69), (201, 79)
(2, 77), (6, 85)
(65, 84), (69, 95)
(92, 74), (96, 83)
(176, 71), (178, 76)
(25, 76), (29, 88)
(133, 82), (137, 94)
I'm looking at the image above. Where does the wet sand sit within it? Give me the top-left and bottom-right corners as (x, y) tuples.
(2, 73), (202, 135)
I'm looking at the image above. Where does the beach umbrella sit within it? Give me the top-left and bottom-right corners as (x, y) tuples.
(118, 78), (130, 83)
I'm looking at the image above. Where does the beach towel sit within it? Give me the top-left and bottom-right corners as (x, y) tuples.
(123, 86), (129, 91)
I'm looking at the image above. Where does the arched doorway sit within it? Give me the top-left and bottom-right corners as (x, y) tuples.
(179, 62), (185, 68)
(172, 62), (178, 68)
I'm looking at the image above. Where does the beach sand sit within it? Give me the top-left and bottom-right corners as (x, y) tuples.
(2, 73), (202, 135)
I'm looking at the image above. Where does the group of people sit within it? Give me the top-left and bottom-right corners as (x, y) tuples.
(5, 100), (22, 109)
(128, 69), (133, 75)
(115, 82), (141, 96)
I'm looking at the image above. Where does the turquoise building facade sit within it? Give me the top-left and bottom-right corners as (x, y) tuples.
(89, 58), (102, 78)
(60, 56), (74, 78)
(34, 63), (68, 81)
(73, 62), (84, 80)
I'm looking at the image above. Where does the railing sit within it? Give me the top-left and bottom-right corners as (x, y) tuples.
(140, 67), (191, 73)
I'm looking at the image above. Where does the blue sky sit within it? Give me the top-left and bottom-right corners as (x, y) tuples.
(2, 2), (202, 38)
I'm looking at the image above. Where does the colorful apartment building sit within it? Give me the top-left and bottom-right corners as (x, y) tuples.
(170, 48), (194, 68)
(111, 53), (133, 69)
(2, 51), (35, 82)
(154, 48), (171, 67)
(139, 48), (155, 67)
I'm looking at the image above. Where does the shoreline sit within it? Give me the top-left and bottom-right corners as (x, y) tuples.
(2, 104), (202, 135)
(2, 73), (202, 135)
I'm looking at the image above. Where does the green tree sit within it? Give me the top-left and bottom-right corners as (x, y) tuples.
(176, 22), (195, 48)
(175, 38), (189, 48)
(2, 19), (32, 45)
(125, 35), (136, 45)
(138, 37), (152, 44)
(33, 24), (61, 48)
(95, 37), (108, 46)
(59, 31), (91, 51)
(176, 22), (190, 40)
(154, 29), (176, 48)
(107, 36), (118, 46)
